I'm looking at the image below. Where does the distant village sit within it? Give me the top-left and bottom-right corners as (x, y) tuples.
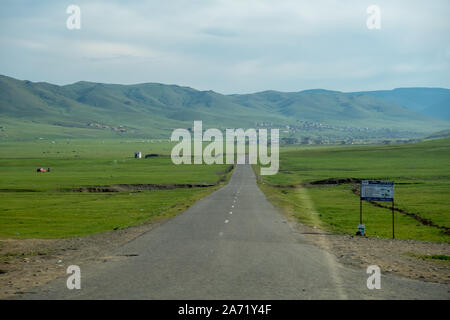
(254, 120), (421, 145)
(3, 120), (420, 147)
(87, 122), (128, 133)
(183, 120), (422, 146)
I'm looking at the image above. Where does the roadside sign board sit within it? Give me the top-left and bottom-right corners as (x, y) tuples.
(357, 224), (365, 235)
(360, 180), (394, 201)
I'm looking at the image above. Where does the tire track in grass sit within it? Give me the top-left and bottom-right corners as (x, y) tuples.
(293, 187), (348, 300)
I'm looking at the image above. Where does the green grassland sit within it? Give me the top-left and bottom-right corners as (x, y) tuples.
(0, 139), (233, 238)
(257, 138), (450, 242)
(0, 139), (227, 191)
(0, 189), (214, 238)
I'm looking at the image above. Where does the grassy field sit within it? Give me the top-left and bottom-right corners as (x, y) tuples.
(0, 139), (228, 191)
(257, 138), (450, 242)
(0, 139), (233, 238)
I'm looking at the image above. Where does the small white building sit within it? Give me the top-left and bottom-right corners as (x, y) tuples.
(134, 151), (142, 159)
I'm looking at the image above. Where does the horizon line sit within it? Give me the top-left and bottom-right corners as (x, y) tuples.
(1, 73), (449, 96)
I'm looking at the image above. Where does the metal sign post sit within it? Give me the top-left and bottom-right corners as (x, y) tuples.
(360, 180), (395, 238)
(360, 197), (362, 225)
(392, 200), (395, 239)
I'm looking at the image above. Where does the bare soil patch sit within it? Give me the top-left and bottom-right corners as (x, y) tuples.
(294, 223), (450, 284)
(0, 221), (162, 299)
(72, 183), (215, 193)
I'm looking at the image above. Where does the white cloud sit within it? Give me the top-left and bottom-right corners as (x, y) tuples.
(0, 0), (448, 92)
(74, 41), (158, 60)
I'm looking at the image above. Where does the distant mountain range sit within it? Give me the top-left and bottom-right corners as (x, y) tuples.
(0, 74), (449, 140)
(350, 88), (450, 121)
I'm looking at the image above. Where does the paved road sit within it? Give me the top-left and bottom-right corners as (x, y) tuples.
(20, 164), (449, 299)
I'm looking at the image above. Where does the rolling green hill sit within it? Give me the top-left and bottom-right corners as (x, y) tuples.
(230, 89), (440, 128)
(1, 74), (449, 140)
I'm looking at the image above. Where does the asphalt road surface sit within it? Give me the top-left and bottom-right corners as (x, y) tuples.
(19, 164), (449, 299)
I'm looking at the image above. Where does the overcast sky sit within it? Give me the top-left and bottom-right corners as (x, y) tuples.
(0, 0), (449, 94)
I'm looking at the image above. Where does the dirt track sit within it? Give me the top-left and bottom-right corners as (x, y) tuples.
(297, 223), (450, 284)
